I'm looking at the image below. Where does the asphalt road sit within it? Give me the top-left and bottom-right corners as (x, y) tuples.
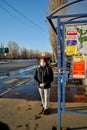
(0, 60), (57, 101)
(0, 60), (40, 99)
(0, 59), (37, 73)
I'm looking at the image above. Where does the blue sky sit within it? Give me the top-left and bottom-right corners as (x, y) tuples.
(0, 0), (52, 52)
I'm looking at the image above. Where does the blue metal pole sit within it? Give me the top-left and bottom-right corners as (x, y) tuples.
(62, 23), (66, 111)
(57, 17), (61, 130)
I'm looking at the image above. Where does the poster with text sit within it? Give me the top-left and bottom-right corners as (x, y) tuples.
(65, 24), (87, 55)
(72, 55), (86, 78)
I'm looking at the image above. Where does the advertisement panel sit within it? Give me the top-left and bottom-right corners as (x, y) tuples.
(73, 55), (86, 78)
(65, 24), (87, 55)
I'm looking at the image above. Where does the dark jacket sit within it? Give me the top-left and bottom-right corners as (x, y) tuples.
(34, 65), (53, 89)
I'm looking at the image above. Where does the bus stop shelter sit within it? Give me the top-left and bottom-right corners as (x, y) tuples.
(47, 0), (87, 129)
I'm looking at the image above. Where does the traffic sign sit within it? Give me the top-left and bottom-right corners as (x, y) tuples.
(0, 48), (9, 54)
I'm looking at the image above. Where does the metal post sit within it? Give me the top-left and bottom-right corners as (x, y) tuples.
(62, 23), (66, 111)
(57, 17), (61, 130)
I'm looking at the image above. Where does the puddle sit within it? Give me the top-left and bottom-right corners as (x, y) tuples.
(0, 65), (37, 79)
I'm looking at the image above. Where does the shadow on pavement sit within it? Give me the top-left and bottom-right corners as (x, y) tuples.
(49, 108), (57, 115)
(0, 121), (10, 130)
(71, 126), (87, 130)
(66, 106), (87, 111)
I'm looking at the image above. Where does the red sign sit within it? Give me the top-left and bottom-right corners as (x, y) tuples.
(67, 30), (78, 35)
(73, 62), (85, 78)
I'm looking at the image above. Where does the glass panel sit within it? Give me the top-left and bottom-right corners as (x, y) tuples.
(49, 0), (87, 31)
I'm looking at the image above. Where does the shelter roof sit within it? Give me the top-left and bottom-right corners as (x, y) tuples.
(47, 0), (87, 33)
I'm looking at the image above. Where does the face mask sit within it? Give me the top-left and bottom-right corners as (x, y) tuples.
(40, 62), (46, 67)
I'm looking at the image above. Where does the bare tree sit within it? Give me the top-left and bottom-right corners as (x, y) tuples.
(8, 41), (19, 59)
(33, 49), (41, 59)
(49, 0), (67, 62)
(21, 48), (29, 59)
(0, 42), (4, 48)
(0, 42), (4, 60)
(28, 49), (34, 59)
(0, 41), (52, 59)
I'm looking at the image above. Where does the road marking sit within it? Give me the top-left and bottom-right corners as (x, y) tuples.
(0, 88), (12, 96)
(0, 78), (30, 96)
(4, 78), (18, 84)
(15, 78), (30, 87)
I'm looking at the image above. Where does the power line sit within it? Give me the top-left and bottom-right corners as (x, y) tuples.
(0, 0), (47, 33)
(0, 4), (30, 28)
(0, 4), (14, 17)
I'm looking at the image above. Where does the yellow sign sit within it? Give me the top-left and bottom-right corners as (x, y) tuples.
(65, 45), (78, 55)
(73, 55), (85, 62)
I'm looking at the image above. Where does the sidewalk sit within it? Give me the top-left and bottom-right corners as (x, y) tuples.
(0, 98), (87, 130)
